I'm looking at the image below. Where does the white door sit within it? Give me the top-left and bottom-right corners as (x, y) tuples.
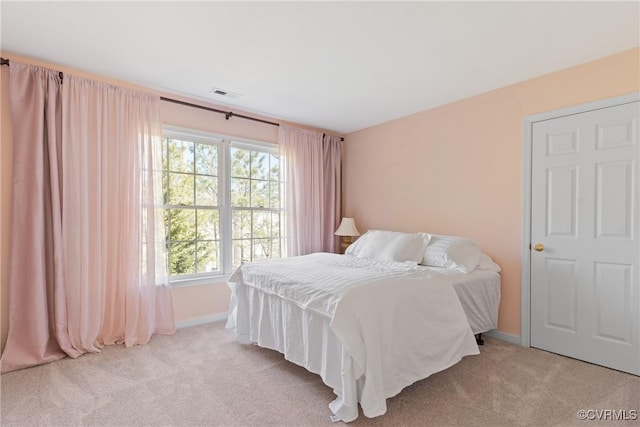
(530, 101), (639, 375)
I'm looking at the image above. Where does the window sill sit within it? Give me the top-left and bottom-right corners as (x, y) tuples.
(169, 274), (231, 288)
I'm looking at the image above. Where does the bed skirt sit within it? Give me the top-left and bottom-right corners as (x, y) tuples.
(227, 282), (365, 422)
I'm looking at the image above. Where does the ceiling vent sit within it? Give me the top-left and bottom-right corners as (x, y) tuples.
(210, 87), (243, 99)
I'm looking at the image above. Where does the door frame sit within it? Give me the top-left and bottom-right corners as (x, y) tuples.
(520, 92), (640, 347)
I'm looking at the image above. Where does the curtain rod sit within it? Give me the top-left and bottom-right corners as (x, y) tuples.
(160, 96), (344, 141)
(0, 57), (344, 142)
(160, 96), (280, 127)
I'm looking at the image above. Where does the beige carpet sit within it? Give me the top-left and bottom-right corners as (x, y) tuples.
(1, 322), (638, 427)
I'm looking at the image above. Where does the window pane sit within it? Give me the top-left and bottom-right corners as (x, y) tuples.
(168, 139), (194, 173)
(162, 138), (168, 171)
(251, 150), (269, 180)
(253, 239), (271, 260)
(168, 208), (196, 241)
(271, 239), (281, 259)
(231, 178), (250, 207)
(170, 241), (195, 275)
(196, 175), (217, 206)
(272, 212), (281, 237)
(232, 239), (251, 268)
(270, 154), (279, 180)
(250, 180), (269, 208)
(230, 147), (250, 178)
(197, 209), (219, 240)
(252, 211), (271, 239)
(197, 241), (219, 273)
(153, 168), (165, 200)
(162, 171), (169, 205)
(163, 210), (170, 242)
(269, 181), (280, 209)
(195, 143), (218, 176)
(168, 173), (194, 205)
(232, 209), (251, 239)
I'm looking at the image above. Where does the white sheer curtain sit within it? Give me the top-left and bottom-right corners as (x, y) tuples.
(61, 76), (174, 353)
(1, 64), (174, 373)
(279, 125), (342, 256)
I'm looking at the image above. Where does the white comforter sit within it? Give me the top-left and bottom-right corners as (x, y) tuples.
(226, 253), (479, 421)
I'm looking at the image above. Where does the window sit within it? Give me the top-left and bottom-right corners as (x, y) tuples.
(162, 128), (283, 284)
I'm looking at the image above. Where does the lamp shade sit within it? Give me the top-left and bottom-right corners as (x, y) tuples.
(335, 217), (361, 237)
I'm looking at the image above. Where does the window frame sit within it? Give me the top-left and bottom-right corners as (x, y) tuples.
(162, 126), (282, 287)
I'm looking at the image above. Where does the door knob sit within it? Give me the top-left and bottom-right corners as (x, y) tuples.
(533, 243), (544, 252)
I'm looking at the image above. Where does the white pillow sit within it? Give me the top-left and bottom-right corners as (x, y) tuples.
(421, 234), (481, 273)
(346, 230), (430, 263)
(477, 252), (501, 272)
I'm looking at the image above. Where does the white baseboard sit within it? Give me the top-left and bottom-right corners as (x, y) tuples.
(175, 312), (228, 329)
(484, 329), (521, 345)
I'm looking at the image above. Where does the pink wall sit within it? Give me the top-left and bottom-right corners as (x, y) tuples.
(343, 48), (640, 336)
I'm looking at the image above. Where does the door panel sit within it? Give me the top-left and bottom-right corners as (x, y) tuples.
(546, 166), (578, 237)
(593, 262), (632, 344)
(544, 258), (577, 332)
(530, 101), (639, 375)
(596, 161), (633, 239)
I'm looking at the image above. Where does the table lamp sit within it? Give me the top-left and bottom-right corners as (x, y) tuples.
(335, 217), (361, 253)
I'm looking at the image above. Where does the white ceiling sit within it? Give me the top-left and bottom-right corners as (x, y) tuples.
(1, 1), (639, 134)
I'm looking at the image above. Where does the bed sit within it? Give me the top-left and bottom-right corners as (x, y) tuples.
(225, 231), (501, 422)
